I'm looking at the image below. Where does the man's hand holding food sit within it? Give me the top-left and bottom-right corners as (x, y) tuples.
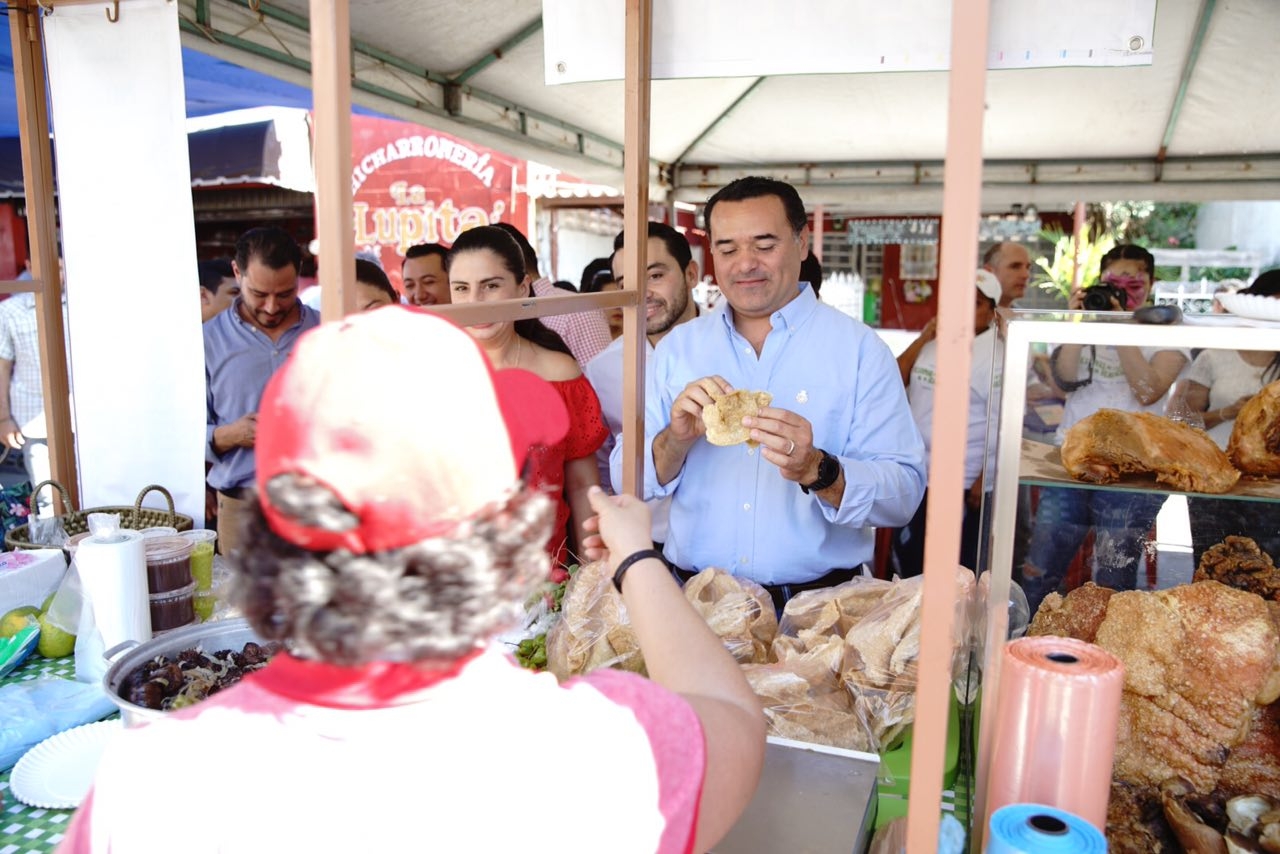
(653, 374), (733, 485)
(653, 374), (844, 508)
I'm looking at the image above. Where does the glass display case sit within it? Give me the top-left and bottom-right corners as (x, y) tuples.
(974, 308), (1280, 842)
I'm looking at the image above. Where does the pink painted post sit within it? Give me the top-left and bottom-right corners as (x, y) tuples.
(904, 0), (991, 850)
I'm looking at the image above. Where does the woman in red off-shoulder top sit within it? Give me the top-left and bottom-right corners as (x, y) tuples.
(447, 226), (607, 567)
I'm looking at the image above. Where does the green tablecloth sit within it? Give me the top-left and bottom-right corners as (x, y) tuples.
(1, 656), (81, 854)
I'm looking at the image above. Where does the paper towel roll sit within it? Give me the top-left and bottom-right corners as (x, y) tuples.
(75, 530), (151, 649)
(986, 804), (1106, 853)
(983, 636), (1123, 832)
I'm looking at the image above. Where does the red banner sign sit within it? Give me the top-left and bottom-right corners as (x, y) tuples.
(348, 115), (527, 291)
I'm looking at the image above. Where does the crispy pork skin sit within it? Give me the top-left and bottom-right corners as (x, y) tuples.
(1229, 380), (1280, 478)
(1062, 409), (1240, 494)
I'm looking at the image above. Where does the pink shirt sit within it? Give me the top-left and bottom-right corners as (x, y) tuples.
(59, 648), (705, 854)
(531, 276), (613, 367)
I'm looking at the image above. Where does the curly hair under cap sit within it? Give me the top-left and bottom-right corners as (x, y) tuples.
(232, 475), (555, 667)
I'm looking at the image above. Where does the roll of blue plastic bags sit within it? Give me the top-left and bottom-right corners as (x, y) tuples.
(987, 804), (1106, 853)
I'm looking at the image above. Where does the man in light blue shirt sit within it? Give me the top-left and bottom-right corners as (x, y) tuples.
(205, 227), (319, 555)
(617, 177), (925, 606)
(585, 222), (700, 545)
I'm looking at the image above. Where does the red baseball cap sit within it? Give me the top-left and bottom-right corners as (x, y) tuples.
(255, 306), (569, 554)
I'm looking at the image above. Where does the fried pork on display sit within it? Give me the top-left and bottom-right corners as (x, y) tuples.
(1027, 582), (1116, 643)
(1097, 582), (1280, 792)
(1228, 379), (1280, 477)
(1196, 536), (1280, 602)
(1061, 409), (1241, 494)
(1036, 582), (1280, 850)
(1218, 700), (1280, 798)
(1106, 782), (1182, 854)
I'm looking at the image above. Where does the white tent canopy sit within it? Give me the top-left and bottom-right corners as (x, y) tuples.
(175, 0), (1280, 213)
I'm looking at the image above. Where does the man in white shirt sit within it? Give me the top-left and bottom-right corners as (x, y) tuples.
(982, 241), (1031, 308)
(583, 222), (699, 545)
(0, 260), (59, 516)
(892, 269), (1003, 576)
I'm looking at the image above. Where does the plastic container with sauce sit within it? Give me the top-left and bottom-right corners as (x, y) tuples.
(144, 536), (193, 594)
(149, 581), (197, 633)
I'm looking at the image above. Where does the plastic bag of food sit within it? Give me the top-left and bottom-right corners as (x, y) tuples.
(682, 567), (777, 664)
(839, 568), (974, 751)
(770, 629), (847, 689)
(777, 576), (896, 639)
(843, 577), (925, 685)
(545, 560), (645, 680)
(960, 571), (1030, 703)
(741, 661), (875, 753)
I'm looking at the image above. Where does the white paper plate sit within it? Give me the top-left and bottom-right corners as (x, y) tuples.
(1181, 313), (1254, 327)
(10, 718), (123, 809)
(1218, 291), (1280, 322)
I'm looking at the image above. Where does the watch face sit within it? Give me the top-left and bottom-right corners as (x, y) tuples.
(805, 450), (839, 492)
(819, 452), (839, 483)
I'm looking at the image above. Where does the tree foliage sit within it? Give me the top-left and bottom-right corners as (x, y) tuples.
(1032, 228), (1116, 299)
(1105, 201), (1199, 249)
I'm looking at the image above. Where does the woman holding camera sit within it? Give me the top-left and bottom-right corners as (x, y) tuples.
(1021, 244), (1188, 612)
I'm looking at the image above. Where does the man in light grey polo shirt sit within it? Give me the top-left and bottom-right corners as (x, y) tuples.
(205, 227), (319, 554)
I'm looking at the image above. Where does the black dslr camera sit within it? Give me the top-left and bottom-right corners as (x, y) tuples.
(1081, 283), (1128, 311)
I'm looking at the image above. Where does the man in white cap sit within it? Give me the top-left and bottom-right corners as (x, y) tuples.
(892, 269), (1004, 576)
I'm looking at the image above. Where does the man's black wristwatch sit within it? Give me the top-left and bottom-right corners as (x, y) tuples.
(800, 449), (840, 494)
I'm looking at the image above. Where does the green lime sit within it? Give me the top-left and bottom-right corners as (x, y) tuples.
(36, 612), (76, 658)
(41, 591), (57, 612)
(1, 606), (41, 638)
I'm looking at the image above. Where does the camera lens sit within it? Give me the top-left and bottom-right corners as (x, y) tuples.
(1082, 285), (1125, 311)
(1082, 289), (1111, 311)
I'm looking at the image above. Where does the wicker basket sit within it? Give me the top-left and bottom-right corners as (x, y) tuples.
(4, 481), (194, 551)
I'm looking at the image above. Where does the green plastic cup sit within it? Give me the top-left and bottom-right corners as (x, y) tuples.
(193, 591), (217, 621)
(183, 529), (218, 590)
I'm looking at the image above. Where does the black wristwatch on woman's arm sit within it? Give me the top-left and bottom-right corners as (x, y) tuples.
(800, 449), (840, 494)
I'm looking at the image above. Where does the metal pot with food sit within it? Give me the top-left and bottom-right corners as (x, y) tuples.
(102, 618), (281, 726)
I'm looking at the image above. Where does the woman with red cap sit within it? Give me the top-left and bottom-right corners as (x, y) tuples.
(59, 307), (764, 854)
(447, 225), (608, 572)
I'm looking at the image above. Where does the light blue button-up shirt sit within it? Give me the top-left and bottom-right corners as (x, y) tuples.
(204, 299), (319, 491)
(584, 334), (672, 542)
(613, 284), (925, 584)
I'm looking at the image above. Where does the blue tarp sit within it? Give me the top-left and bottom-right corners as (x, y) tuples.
(0, 10), (378, 138)
(0, 10), (387, 195)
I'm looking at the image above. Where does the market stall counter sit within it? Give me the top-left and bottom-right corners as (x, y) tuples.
(712, 737), (878, 853)
(2, 648), (879, 854)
